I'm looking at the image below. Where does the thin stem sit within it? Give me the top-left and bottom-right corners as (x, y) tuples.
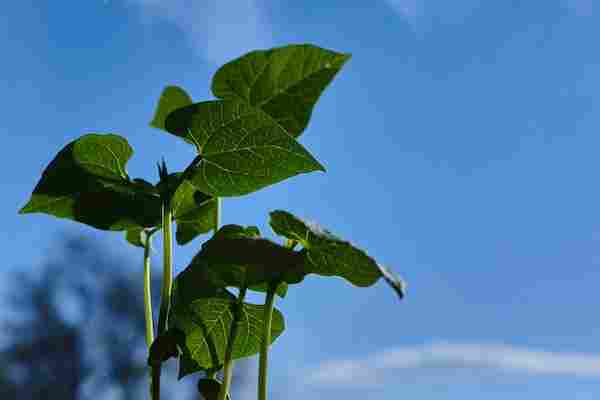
(214, 197), (221, 234)
(143, 231), (156, 400)
(258, 284), (277, 400)
(157, 204), (173, 334)
(143, 232), (155, 348)
(153, 204), (174, 400)
(218, 286), (248, 400)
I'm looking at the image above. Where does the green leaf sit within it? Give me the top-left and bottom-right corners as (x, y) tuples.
(148, 329), (183, 366)
(20, 135), (162, 231)
(171, 180), (217, 244)
(190, 224), (306, 290)
(150, 86), (193, 134)
(269, 210), (406, 299)
(250, 281), (288, 298)
(125, 227), (148, 248)
(169, 275), (285, 377)
(197, 378), (229, 400)
(165, 100), (325, 197)
(72, 133), (132, 180)
(212, 44), (351, 137)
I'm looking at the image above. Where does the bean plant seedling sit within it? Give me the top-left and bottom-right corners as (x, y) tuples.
(20, 44), (406, 400)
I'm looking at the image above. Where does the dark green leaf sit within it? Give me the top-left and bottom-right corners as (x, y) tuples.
(150, 86), (193, 135)
(20, 135), (162, 231)
(269, 210), (406, 299)
(148, 329), (184, 366)
(165, 100), (325, 197)
(72, 133), (132, 180)
(250, 281), (288, 298)
(190, 224), (306, 289)
(212, 44), (351, 137)
(169, 275), (285, 377)
(171, 180), (217, 244)
(197, 378), (229, 400)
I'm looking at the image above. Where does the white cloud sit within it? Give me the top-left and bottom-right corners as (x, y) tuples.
(305, 341), (600, 387)
(126, 0), (273, 64)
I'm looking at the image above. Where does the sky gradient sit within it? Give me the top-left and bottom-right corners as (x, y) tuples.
(3, 1), (600, 399)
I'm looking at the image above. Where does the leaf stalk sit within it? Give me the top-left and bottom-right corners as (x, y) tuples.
(258, 283), (277, 400)
(217, 286), (248, 400)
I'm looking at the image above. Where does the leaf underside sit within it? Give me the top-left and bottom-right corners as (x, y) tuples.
(269, 210), (406, 298)
(20, 134), (162, 231)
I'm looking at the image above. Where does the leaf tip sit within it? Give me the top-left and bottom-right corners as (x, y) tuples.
(378, 264), (406, 300)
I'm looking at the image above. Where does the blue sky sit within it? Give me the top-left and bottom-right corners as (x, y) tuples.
(3, 0), (600, 399)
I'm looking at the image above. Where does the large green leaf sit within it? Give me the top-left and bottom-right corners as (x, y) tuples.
(188, 224), (300, 296)
(164, 100), (325, 197)
(20, 134), (162, 231)
(72, 133), (132, 180)
(169, 273), (285, 377)
(150, 86), (193, 135)
(269, 210), (406, 299)
(212, 44), (350, 137)
(171, 180), (217, 244)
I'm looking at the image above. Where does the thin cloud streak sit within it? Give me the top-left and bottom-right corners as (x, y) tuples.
(306, 342), (600, 387)
(126, 0), (273, 64)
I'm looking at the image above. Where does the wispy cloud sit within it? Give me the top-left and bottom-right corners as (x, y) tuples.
(126, 0), (273, 64)
(306, 341), (600, 387)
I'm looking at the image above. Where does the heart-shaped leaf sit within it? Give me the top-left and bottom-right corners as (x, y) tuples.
(269, 210), (406, 299)
(169, 274), (285, 377)
(212, 44), (350, 137)
(20, 134), (162, 231)
(165, 100), (325, 197)
(150, 86), (193, 135)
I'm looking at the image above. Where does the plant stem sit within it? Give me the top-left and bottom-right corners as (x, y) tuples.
(143, 232), (155, 348)
(157, 204), (173, 334)
(153, 204), (174, 400)
(143, 231), (156, 400)
(258, 284), (277, 400)
(218, 286), (247, 400)
(214, 197), (221, 234)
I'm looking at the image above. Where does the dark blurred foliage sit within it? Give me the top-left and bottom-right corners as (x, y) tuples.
(0, 232), (251, 399)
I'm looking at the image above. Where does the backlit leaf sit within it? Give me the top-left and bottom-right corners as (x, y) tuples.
(269, 210), (405, 299)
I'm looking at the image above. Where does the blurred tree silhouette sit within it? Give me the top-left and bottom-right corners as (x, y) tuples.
(0, 233), (249, 399)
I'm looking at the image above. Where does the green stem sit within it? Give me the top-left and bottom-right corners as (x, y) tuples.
(218, 286), (247, 400)
(143, 231), (156, 400)
(153, 204), (174, 400)
(143, 232), (155, 348)
(214, 197), (221, 234)
(157, 204), (173, 334)
(258, 284), (277, 400)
